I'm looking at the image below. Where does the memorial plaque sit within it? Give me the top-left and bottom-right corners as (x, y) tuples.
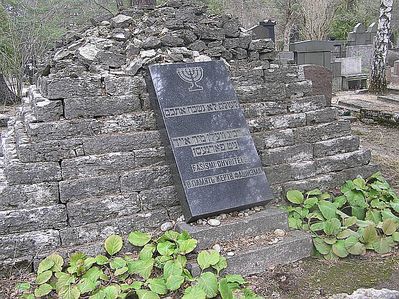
(148, 61), (273, 222)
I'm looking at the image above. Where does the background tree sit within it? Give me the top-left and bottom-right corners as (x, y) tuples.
(369, 0), (393, 94)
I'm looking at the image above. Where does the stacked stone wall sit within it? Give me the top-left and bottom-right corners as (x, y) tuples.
(0, 0), (376, 273)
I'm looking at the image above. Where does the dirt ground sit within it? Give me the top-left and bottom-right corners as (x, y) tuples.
(1, 108), (399, 298)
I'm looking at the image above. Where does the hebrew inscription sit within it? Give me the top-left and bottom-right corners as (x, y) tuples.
(149, 61), (273, 222)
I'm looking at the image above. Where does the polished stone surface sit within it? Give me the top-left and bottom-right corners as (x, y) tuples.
(149, 60), (273, 222)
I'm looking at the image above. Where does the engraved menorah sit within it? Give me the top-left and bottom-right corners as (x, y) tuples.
(176, 66), (204, 92)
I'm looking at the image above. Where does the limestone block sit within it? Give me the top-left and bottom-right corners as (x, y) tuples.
(83, 131), (163, 155)
(288, 95), (327, 113)
(94, 112), (157, 135)
(111, 14), (132, 28)
(315, 149), (371, 174)
(242, 102), (288, 118)
(18, 139), (84, 163)
(120, 165), (173, 192)
(32, 97), (63, 122)
(134, 147), (167, 168)
(59, 175), (120, 203)
(0, 182), (59, 211)
(0, 205), (67, 235)
(286, 80), (313, 98)
(265, 161), (316, 184)
(313, 136), (360, 158)
(236, 83), (287, 103)
(60, 209), (169, 246)
(66, 194), (140, 226)
(249, 39), (274, 51)
(64, 95), (141, 119)
(248, 113), (306, 132)
(253, 129), (294, 149)
(5, 161), (61, 185)
(27, 119), (98, 142)
(103, 75), (145, 96)
(42, 76), (103, 99)
(62, 152), (136, 180)
(293, 121), (352, 144)
(261, 143), (313, 166)
(0, 230), (60, 260)
(138, 186), (178, 210)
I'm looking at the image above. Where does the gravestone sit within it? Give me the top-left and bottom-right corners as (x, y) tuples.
(149, 61), (273, 222)
(301, 65), (333, 106)
(290, 40), (334, 70)
(249, 20), (276, 42)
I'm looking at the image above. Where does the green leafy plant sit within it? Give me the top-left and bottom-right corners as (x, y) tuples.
(16, 230), (263, 299)
(285, 172), (399, 260)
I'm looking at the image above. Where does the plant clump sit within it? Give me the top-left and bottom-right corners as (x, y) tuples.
(16, 229), (263, 299)
(285, 172), (399, 260)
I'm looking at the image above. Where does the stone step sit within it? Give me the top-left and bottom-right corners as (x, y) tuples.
(187, 230), (313, 277)
(377, 95), (399, 105)
(176, 207), (288, 250)
(387, 87), (399, 95)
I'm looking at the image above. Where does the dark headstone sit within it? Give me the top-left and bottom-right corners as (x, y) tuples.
(148, 61), (273, 222)
(290, 40), (334, 70)
(302, 64), (333, 106)
(249, 20), (276, 42)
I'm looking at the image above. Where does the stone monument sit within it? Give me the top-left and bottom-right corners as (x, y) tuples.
(149, 61), (273, 221)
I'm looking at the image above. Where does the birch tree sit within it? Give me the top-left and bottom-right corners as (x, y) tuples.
(369, 0), (393, 93)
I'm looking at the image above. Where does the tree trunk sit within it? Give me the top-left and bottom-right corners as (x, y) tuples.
(369, 0), (393, 94)
(133, 0), (156, 8)
(0, 74), (18, 105)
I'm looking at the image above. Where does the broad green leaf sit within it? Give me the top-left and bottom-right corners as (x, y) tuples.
(47, 254), (64, 272)
(324, 237), (337, 245)
(197, 250), (220, 270)
(17, 282), (31, 291)
(95, 255), (109, 265)
(110, 257), (127, 270)
(114, 266), (128, 276)
(373, 237), (394, 254)
(128, 231), (151, 247)
(36, 270), (52, 285)
(345, 190), (366, 208)
(212, 256), (228, 274)
(177, 239), (197, 254)
(353, 177), (366, 190)
(218, 278), (233, 299)
(310, 222), (324, 232)
(59, 285), (80, 299)
(197, 272), (218, 298)
(131, 259), (154, 280)
(332, 240), (348, 258)
(288, 217), (302, 229)
(157, 241), (176, 256)
(176, 255), (187, 268)
(333, 195), (347, 208)
(347, 242), (366, 255)
(55, 272), (75, 292)
(77, 278), (97, 294)
(341, 180), (355, 193)
(352, 207), (366, 220)
(84, 257), (96, 269)
(163, 260), (182, 278)
(318, 200), (337, 220)
(343, 216), (357, 227)
(382, 209), (399, 222)
(104, 235), (123, 256)
(363, 225), (379, 244)
(313, 237), (331, 255)
(162, 230), (180, 242)
(37, 258), (55, 274)
(20, 295), (35, 299)
(120, 281), (143, 291)
(306, 189), (322, 196)
(344, 236), (359, 249)
(103, 285), (120, 299)
(70, 252), (86, 267)
(382, 219), (399, 236)
(286, 190), (304, 204)
(34, 283), (53, 297)
(139, 244), (156, 260)
(82, 266), (103, 281)
(225, 274), (246, 284)
(303, 197), (318, 209)
(324, 251), (339, 261)
(182, 285), (206, 299)
(148, 278), (167, 295)
(365, 210), (382, 224)
(136, 290), (160, 299)
(337, 229), (357, 239)
(390, 202), (399, 213)
(165, 275), (184, 291)
(393, 232), (399, 242)
(323, 218), (341, 236)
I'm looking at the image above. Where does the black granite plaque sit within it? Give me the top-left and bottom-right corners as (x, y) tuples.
(149, 60), (273, 222)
